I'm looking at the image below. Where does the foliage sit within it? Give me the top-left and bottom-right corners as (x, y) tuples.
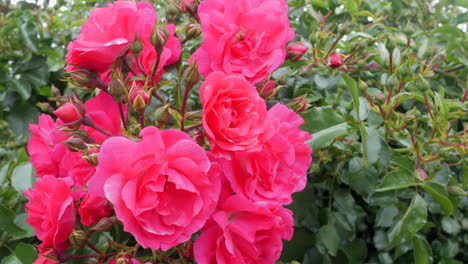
(0, 0), (467, 263)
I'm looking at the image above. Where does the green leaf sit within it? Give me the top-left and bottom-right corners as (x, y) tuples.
(342, 74), (360, 119)
(6, 103), (40, 143)
(420, 182), (454, 215)
(366, 127), (392, 167)
(316, 223), (341, 256)
(15, 243), (37, 264)
(376, 205), (398, 227)
(376, 170), (416, 192)
(0, 203), (24, 237)
(413, 235), (432, 264)
(1, 254), (22, 264)
(388, 194), (427, 246)
(20, 22), (38, 53)
(301, 107), (344, 134)
(441, 217), (461, 235)
(11, 162), (34, 192)
(307, 123), (349, 149)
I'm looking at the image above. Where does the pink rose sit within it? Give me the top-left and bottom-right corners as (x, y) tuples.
(132, 24), (181, 83)
(28, 114), (68, 177)
(24, 175), (76, 253)
(66, 1), (156, 74)
(82, 91), (125, 143)
(88, 127), (220, 250)
(224, 103), (312, 205)
(193, 195), (293, 264)
(200, 71), (274, 153)
(78, 193), (113, 226)
(194, 0), (294, 84)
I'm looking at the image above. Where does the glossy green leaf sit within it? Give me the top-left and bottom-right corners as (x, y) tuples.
(15, 243), (37, 264)
(307, 123), (349, 149)
(420, 182), (454, 215)
(376, 170), (416, 192)
(316, 223), (341, 256)
(301, 107), (344, 134)
(413, 235), (432, 264)
(11, 162), (34, 192)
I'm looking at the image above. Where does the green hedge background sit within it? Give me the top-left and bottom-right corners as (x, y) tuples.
(0, 0), (466, 263)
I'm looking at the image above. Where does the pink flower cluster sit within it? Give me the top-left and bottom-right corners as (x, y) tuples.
(24, 1), (311, 263)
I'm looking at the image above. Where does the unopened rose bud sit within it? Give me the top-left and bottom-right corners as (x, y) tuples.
(288, 95), (309, 113)
(338, 23), (350, 35)
(180, 0), (197, 13)
(185, 23), (201, 40)
(167, 4), (179, 20)
(129, 87), (150, 110)
(329, 53), (344, 68)
(416, 76), (430, 91)
(83, 152), (99, 166)
(68, 69), (91, 87)
(447, 186), (467, 196)
(151, 24), (169, 50)
(90, 216), (119, 231)
(129, 35), (143, 56)
(403, 21), (415, 35)
(286, 42), (308, 62)
(154, 104), (171, 128)
(69, 230), (87, 249)
(54, 101), (85, 124)
(183, 61), (201, 89)
(108, 78), (126, 103)
(415, 168), (428, 181)
(189, 129), (205, 146)
(39, 249), (59, 262)
(64, 137), (87, 152)
(358, 79), (368, 92)
(255, 79), (280, 100)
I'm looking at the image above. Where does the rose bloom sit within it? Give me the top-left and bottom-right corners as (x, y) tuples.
(79, 193), (113, 226)
(223, 103), (312, 205)
(66, 1), (156, 74)
(133, 24), (181, 82)
(88, 127), (220, 250)
(193, 195), (293, 264)
(24, 175), (76, 253)
(28, 92), (123, 189)
(200, 71), (274, 153)
(194, 0), (294, 83)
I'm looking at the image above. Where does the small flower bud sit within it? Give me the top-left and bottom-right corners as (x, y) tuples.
(69, 230), (87, 249)
(64, 137), (88, 152)
(154, 104), (171, 128)
(358, 79), (368, 92)
(129, 35), (143, 56)
(41, 249), (60, 262)
(416, 76), (430, 91)
(67, 69), (92, 87)
(166, 4), (179, 20)
(329, 53), (344, 68)
(415, 168), (428, 181)
(403, 21), (415, 35)
(108, 78), (126, 103)
(151, 24), (169, 50)
(185, 23), (201, 40)
(338, 23), (350, 35)
(287, 95), (309, 113)
(255, 79), (280, 100)
(83, 152), (99, 166)
(90, 216), (119, 231)
(286, 42), (308, 62)
(129, 87), (150, 110)
(180, 0), (197, 13)
(183, 61), (201, 89)
(53, 100), (85, 124)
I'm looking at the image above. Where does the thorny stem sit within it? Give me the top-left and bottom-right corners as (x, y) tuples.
(324, 34), (343, 58)
(139, 109), (145, 129)
(150, 48), (163, 82)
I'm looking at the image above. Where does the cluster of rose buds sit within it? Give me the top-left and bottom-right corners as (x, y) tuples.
(24, 1), (312, 264)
